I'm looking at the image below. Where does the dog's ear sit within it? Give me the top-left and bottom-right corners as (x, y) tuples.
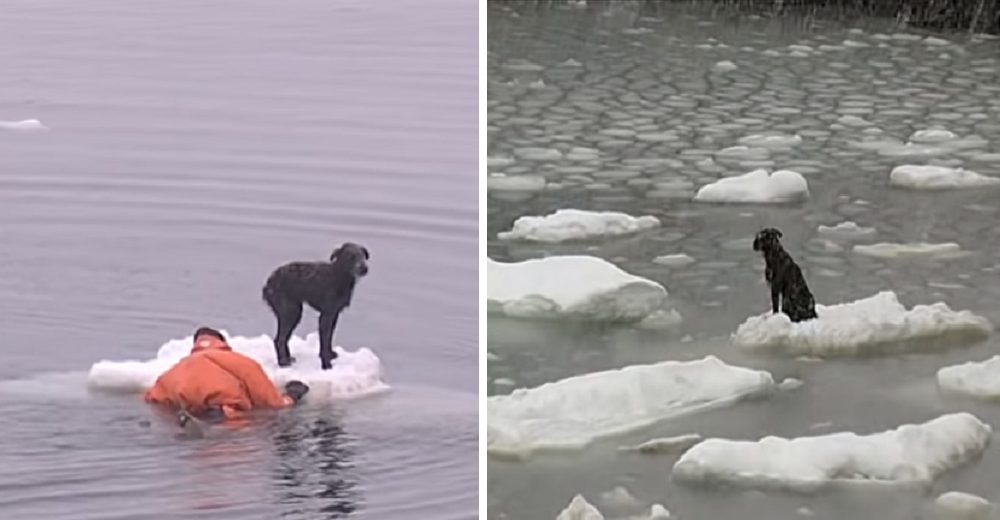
(361, 247), (370, 260)
(329, 245), (343, 262)
(775, 229), (783, 238)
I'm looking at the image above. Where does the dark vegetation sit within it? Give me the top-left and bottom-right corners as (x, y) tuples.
(494, 0), (1000, 34)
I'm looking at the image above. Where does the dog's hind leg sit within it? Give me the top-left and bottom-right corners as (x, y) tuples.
(317, 310), (341, 370)
(271, 297), (303, 367)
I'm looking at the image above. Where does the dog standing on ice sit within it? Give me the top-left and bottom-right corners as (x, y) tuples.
(262, 242), (370, 370)
(752, 228), (817, 322)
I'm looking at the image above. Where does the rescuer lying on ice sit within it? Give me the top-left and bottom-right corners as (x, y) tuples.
(145, 326), (309, 425)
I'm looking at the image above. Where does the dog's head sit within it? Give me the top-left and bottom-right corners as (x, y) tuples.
(330, 242), (370, 277)
(752, 227), (783, 252)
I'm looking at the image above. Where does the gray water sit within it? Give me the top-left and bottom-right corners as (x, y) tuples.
(0, 1), (477, 519)
(488, 2), (1000, 519)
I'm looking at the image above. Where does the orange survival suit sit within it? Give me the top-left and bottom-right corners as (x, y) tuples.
(144, 333), (293, 418)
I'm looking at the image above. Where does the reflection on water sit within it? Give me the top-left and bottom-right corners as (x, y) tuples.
(269, 413), (360, 519)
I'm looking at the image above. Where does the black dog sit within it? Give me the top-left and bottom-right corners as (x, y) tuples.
(262, 242), (370, 370)
(752, 228), (817, 322)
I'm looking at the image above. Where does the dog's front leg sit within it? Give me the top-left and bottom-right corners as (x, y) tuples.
(318, 309), (342, 370)
(770, 284), (781, 314)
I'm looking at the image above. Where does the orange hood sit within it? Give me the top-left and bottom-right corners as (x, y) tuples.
(190, 335), (233, 354)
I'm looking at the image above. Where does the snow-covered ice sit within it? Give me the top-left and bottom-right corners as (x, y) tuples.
(652, 254), (696, 268)
(0, 119), (48, 131)
(487, 256), (668, 322)
(854, 242), (966, 259)
(713, 60), (738, 72)
(738, 134), (803, 149)
(910, 129), (958, 143)
(618, 434), (704, 455)
(933, 491), (994, 520)
(87, 332), (389, 402)
(673, 413), (991, 492)
(487, 356), (774, 458)
(488, 174), (547, 192)
(498, 209), (660, 242)
(733, 291), (992, 356)
(557, 495), (604, 520)
(890, 165), (1000, 190)
(693, 169), (809, 204)
(555, 495), (671, 520)
(938, 356), (1000, 401)
(817, 221), (876, 238)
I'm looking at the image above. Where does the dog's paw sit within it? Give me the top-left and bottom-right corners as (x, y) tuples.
(277, 356), (296, 368)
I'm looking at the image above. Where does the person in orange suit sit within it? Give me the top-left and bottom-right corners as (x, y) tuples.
(145, 326), (309, 422)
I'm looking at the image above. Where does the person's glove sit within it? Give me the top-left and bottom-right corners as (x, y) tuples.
(285, 380), (310, 404)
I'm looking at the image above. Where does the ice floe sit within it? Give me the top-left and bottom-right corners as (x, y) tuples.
(693, 169), (809, 204)
(817, 221), (877, 238)
(87, 333), (389, 402)
(733, 291), (992, 356)
(854, 242), (966, 259)
(618, 433), (704, 455)
(652, 254), (696, 268)
(737, 133), (803, 149)
(498, 209), (660, 242)
(555, 495), (672, 520)
(673, 413), (991, 492)
(933, 491), (994, 520)
(487, 174), (548, 192)
(487, 355), (774, 458)
(0, 119), (48, 131)
(487, 256), (668, 322)
(890, 165), (1000, 190)
(910, 129), (959, 143)
(938, 356), (1000, 401)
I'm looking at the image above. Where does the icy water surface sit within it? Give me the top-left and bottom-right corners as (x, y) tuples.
(0, 1), (476, 519)
(487, 2), (1000, 519)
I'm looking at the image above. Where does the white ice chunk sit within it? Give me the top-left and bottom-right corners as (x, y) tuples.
(715, 146), (771, 160)
(488, 356), (775, 458)
(693, 169), (809, 204)
(737, 134), (803, 149)
(817, 221), (877, 238)
(854, 242), (966, 259)
(487, 256), (668, 322)
(498, 209), (660, 243)
(890, 165), (1000, 190)
(933, 491), (994, 520)
(87, 333), (389, 402)
(488, 174), (547, 192)
(838, 115), (874, 127)
(555, 494), (671, 520)
(923, 37), (952, 46)
(618, 433), (704, 454)
(557, 495), (604, 520)
(673, 413), (991, 492)
(733, 291), (991, 356)
(515, 147), (564, 161)
(714, 60), (738, 71)
(653, 254), (696, 268)
(910, 129), (959, 143)
(0, 119), (48, 131)
(487, 155), (517, 169)
(938, 356), (1000, 401)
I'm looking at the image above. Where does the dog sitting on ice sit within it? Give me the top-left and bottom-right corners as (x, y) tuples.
(752, 228), (817, 322)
